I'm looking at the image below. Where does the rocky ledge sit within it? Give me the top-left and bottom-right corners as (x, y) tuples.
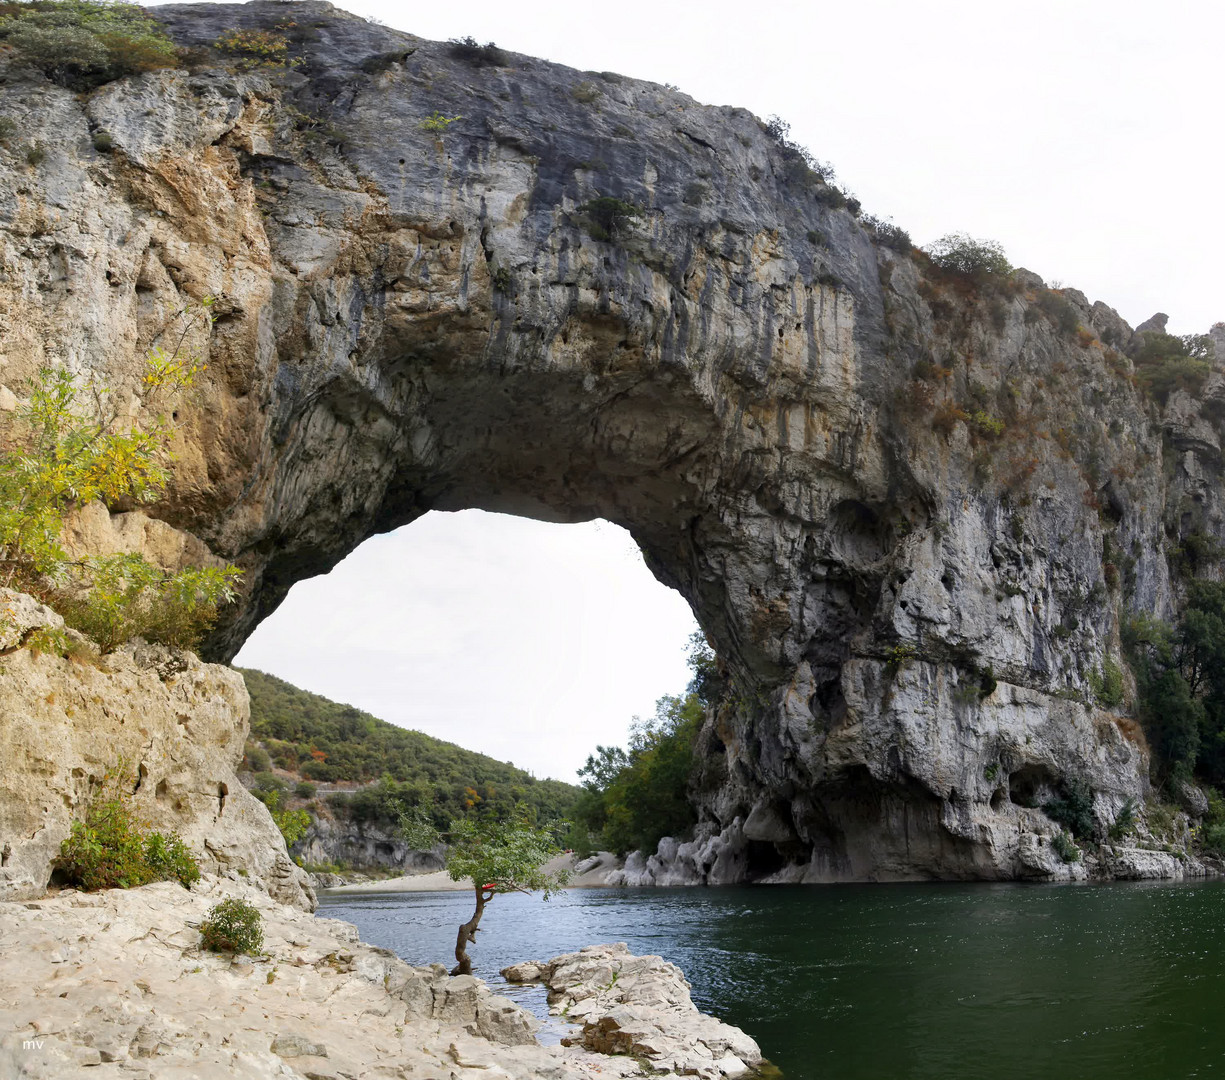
(505, 943), (764, 1078)
(0, 878), (765, 1079)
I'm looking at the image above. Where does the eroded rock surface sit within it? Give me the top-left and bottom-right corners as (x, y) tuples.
(2, 1), (1223, 881)
(0, 591), (314, 910)
(505, 942), (763, 1079)
(0, 880), (746, 1079)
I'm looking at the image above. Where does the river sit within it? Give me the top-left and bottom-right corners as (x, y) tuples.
(319, 880), (1225, 1079)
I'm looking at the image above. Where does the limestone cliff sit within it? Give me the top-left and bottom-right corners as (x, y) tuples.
(0, 591), (315, 909)
(1, 1), (1221, 883)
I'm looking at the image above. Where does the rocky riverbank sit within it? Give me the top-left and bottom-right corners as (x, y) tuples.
(0, 877), (765, 1079)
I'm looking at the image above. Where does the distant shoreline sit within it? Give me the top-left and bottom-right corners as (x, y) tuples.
(320, 851), (620, 893)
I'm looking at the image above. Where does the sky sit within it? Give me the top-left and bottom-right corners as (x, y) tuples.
(220, 0), (1225, 780)
(234, 513), (699, 781)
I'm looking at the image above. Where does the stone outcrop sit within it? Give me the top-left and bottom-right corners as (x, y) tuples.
(505, 943), (763, 1079)
(0, 878), (752, 1078)
(0, 591), (315, 910)
(2, 1), (1223, 883)
(291, 815), (444, 875)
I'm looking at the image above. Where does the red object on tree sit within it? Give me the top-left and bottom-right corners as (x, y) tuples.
(482, 882), (497, 890)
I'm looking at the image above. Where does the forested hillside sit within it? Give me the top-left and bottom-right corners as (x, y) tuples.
(238, 668), (578, 825)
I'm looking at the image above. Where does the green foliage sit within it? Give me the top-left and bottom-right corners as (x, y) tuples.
(447, 35), (507, 66)
(578, 196), (643, 242)
(143, 830), (201, 887)
(294, 780), (316, 800)
(685, 631), (722, 707)
(1051, 830), (1081, 863)
(763, 114), (840, 193)
(1087, 658), (1126, 709)
(927, 234), (1013, 283)
(1108, 797), (1138, 841)
(0, 302), (241, 653)
(1044, 779), (1095, 839)
(56, 775), (199, 890)
(1033, 290), (1080, 336)
(200, 897), (264, 954)
(243, 742), (271, 773)
(861, 214), (911, 253)
(442, 813), (568, 897)
(213, 26), (298, 69)
(574, 692), (703, 856)
(1123, 585), (1225, 782)
(885, 642), (918, 673)
(54, 554), (241, 653)
(970, 410), (1005, 438)
(571, 80), (602, 104)
(239, 669), (579, 826)
(1133, 332), (1213, 404)
(252, 787), (311, 847)
(0, 0), (179, 89)
(421, 110), (462, 134)
(25, 141), (46, 166)
(0, 115), (16, 143)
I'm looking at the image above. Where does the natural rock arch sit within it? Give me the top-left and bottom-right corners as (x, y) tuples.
(2, 1), (1207, 882)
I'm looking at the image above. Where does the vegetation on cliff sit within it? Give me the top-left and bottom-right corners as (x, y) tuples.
(56, 768), (200, 891)
(0, 303), (241, 655)
(568, 633), (718, 856)
(0, 0), (179, 89)
(239, 668), (579, 828)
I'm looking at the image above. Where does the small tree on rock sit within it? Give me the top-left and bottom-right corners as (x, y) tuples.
(401, 808), (568, 975)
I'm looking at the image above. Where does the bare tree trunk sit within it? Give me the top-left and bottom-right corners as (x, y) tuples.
(452, 886), (495, 975)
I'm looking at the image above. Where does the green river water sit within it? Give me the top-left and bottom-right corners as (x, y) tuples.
(319, 880), (1225, 1079)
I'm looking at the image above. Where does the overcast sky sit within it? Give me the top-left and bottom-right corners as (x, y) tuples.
(226, 0), (1224, 780)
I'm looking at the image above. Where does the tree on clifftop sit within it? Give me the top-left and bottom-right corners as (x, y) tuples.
(401, 809), (568, 975)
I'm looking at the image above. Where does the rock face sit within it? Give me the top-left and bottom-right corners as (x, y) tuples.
(2, 1), (1222, 882)
(291, 815), (443, 874)
(0, 591), (315, 910)
(506, 942), (764, 1079)
(0, 879), (745, 1078)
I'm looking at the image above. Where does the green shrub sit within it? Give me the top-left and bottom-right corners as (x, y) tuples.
(0, 115), (16, 143)
(0, 304), (242, 653)
(577, 196), (643, 242)
(0, 0), (179, 90)
(1052, 830), (1081, 863)
(244, 743), (272, 773)
(927, 233), (1012, 283)
(1108, 797), (1138, 841)
(200, 897), (264, 954)
(1088, 658), (1126, 709)
(421, 110), (462, 134)
(53, 554), (241, 653)
(1045, 779), (1095, 838)
(447, 35), (507, 67)
(294, 781), (317, 800)
(1033, 290), (1080, 336)
(970, 410), (1005, 438)
(213, 26), (296, 69)
(253, 787), (311, 846)
(1201, 822), (1225, 857)
(25, 141), (45, 166)
(143, 830), (201, 887)
(571, 80), (601, 104)
(862, 214), (911, 253)
(56, 783), (199, 890)
(1133, 332), (1213, 404)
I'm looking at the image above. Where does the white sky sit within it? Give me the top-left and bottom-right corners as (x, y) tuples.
(224, 0), (1225, 780)
(234, 513), (698, 781)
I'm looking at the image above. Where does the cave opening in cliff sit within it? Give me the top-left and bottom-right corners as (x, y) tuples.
(232, 508), (701, 784)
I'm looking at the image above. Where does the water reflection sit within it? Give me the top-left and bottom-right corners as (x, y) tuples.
(320, 880), (1225, 1079)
